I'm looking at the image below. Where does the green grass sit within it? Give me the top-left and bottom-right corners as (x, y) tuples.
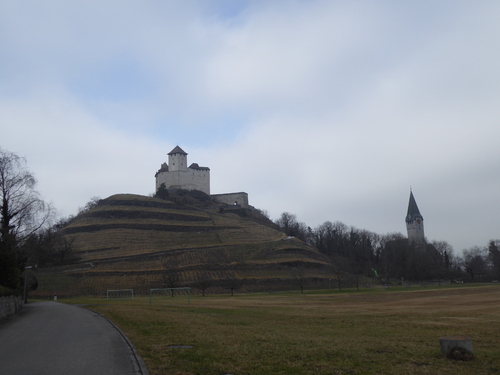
(63, 284), (500, 375)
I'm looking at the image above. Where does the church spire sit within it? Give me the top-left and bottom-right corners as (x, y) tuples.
(406, 190), (425, 244)
(406, 190), (423, 223)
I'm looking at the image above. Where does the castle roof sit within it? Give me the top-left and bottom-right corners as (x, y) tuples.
(406, 190), (423, 222)
(168, 146), (187, 155)
(154, 163), (169, 177)
(189, 163), (210, 171)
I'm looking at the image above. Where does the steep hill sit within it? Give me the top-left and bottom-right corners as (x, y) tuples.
(37, 193), (331, 296)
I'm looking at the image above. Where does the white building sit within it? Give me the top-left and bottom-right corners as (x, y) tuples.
(155, 146), (250, 207)
(155, 146), (210, 195)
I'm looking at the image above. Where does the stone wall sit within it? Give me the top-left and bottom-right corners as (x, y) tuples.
(211, 192), (249, 207)
(0, 295), (23, 320)
(156, 168), (210, 195)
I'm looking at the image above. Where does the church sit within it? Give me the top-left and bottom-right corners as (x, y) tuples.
(405, 190), (425, 244)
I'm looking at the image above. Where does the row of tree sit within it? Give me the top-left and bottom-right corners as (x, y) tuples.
(275, 212), (500, 284)
(1, 145), (498, 295)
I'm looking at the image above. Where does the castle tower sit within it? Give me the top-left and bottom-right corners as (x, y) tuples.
(168, 146), (188, 172)
(405, 190), (425, 244)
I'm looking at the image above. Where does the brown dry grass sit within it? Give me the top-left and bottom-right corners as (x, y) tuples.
(47, 194), (328, 296)
(66, 199), (292, 263)
(73, 284), (500, 375)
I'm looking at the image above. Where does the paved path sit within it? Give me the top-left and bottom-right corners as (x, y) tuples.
(0, 301), (148, 375)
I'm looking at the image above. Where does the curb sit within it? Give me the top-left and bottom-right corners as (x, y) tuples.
(87, 308), (150, 375)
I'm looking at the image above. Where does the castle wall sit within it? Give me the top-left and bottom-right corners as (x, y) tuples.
(211, 192), (249, 207)
(156, 168), (210, 195)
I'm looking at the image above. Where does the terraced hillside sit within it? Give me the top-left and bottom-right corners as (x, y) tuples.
(36, 193), (332, 296)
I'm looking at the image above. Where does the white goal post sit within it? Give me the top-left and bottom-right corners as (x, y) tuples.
(106, 289), (134, 300)
(149, 287), (191, 305)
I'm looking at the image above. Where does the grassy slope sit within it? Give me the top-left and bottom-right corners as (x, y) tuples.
(71, 284), (500, 375)
(64, 194), (313, 261)
(38, 193), (330, 295)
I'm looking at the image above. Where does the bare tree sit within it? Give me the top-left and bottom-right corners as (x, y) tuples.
(291, 265), (306, 293)
(161, 256), (181, 296)
(274, 212), (309, 241)
(0, 148), (53, 289)
(193, 278), (212, 297)
(55, 236), (77, 264)
(313, 221), (349, 256)
(378, 236), (408, 282)
(431, 240), (454, 284)
(78, 196), (101, 215)
(28, 227), (78, 267)
(462, 247), (488, 282)
(162, 271), (181, 296)
(221, 278), (243, 296)
(275, 212), (298, 235)
(330, 255), (349, 291)
(488, 240), (500, 280)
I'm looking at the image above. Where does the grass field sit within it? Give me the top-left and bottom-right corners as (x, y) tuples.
(64, 285), (500, 375)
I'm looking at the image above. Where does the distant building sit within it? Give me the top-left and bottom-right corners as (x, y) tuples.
(155, 146), (249, 207)
(405, 190), (425, 244)
(155, 146), (211, 195)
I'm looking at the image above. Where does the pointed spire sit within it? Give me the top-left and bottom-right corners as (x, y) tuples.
(406, 190), (423, 223)
(168, 146), (188, 155)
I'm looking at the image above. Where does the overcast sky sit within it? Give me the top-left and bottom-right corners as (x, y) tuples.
(1, 1), (499, 253)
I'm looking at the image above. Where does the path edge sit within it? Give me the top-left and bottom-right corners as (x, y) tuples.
(86, 307), (149, 375)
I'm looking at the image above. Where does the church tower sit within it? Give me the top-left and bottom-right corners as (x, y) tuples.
(406, 190), (425, 244)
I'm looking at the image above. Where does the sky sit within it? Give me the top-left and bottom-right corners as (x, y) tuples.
(1, 1), (499, 253)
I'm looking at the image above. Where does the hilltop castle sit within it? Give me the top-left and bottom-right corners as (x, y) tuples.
(405, 190), (425, 244)
(155, 146), (248, 207)
(155, 146), (211, 194)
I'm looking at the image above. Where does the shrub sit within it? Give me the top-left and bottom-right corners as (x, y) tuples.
(0, 286), (14, 297)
